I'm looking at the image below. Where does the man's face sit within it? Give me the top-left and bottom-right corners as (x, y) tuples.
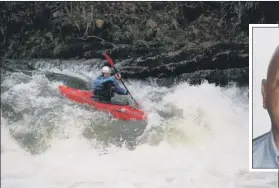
(104, 72), (110, 78)
(262, 57), (279, 129)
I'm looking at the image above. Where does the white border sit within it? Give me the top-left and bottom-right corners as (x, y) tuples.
(249, 24), (279, 172)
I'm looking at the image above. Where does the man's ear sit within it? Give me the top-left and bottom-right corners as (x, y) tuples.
(261, 79), (267, 109)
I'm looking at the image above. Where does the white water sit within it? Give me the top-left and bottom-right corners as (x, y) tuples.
(1, 63), (278, 188)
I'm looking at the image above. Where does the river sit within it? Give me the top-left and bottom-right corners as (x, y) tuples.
(1, 59), (277, 188)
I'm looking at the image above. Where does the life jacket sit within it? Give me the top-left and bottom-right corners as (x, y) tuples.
(93, 75), (116, 102)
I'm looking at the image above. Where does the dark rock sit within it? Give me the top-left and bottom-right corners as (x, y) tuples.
(1, 41), (249, 87)
(4, 1), (271, 87)
(117, 43), (248, 80)
(158, 67), (248, 87)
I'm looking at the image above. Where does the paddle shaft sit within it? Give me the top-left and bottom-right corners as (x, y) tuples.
(112, 67), (138, 105)
(103, 53), (139, 106)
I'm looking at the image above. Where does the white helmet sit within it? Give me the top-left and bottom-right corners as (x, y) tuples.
(102, 66), (110, 74)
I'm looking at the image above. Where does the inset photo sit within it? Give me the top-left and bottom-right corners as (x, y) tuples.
(250, 24), (279, 171)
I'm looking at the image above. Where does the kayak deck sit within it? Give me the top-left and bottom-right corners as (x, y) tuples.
(58, 85), (147, 121)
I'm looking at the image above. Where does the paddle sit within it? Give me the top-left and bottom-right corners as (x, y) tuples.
(103, 53), (140, 107)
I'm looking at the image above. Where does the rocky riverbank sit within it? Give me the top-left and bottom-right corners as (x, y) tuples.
(1, 2), (278, 86)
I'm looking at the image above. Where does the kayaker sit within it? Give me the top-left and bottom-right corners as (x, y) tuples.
(93, 66), (129, 104)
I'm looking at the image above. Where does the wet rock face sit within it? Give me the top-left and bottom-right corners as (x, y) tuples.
(155, 67), (248, 87)
(1, 42), (248, 87)
(115, 43), (248, 86)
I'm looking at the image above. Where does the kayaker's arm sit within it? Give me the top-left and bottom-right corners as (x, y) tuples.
(112, 79), (128, 95)
(99, 76), (115, 84)
(93, 75), (127, 95)
(93, 76), (115, 90)
(100, 74), (127, 95)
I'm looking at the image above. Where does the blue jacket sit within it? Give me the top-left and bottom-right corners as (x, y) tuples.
(93, 75), (128, 95)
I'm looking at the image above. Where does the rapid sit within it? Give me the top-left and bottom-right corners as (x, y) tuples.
(1, 59), (278, 188)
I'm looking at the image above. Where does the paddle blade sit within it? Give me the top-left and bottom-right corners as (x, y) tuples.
(104, 53), (114, 67)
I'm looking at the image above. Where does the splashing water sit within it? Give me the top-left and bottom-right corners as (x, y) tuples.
(1, 60), (277, 188)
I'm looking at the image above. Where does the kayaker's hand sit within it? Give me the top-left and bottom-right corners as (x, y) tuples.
(115, 73), (121, 80)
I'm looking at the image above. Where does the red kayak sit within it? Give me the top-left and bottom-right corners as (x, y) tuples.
(58, 85), (147, 121)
